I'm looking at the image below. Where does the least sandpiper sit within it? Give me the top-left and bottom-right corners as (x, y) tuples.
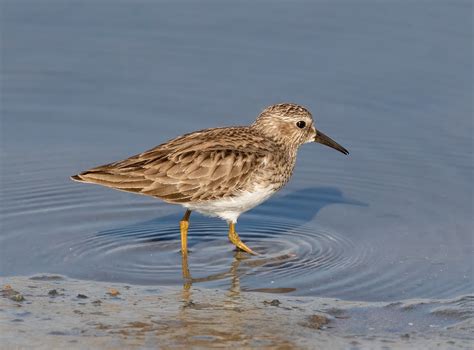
(72, 103), (348, 255)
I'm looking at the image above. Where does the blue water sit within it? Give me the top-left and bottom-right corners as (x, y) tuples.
(1, 0), (472, 302)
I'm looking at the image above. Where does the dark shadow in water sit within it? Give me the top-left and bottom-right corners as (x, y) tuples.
(97, 186), (367, 243)
(249, 186), (366, 221)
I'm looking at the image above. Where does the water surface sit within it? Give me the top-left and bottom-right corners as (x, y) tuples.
(1, 1), (472, 303)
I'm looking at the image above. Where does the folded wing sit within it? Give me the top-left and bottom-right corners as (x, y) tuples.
(71, 128), (271, 203)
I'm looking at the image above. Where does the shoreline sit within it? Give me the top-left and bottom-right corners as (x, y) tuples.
(1, 274), (472, 349)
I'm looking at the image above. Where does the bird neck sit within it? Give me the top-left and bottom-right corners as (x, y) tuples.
(250, 123), (300, 158)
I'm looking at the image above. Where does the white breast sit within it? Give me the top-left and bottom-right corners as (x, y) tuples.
(183, 186), (276, 223)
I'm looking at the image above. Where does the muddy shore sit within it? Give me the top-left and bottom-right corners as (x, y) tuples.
(0, 275), (472, 349)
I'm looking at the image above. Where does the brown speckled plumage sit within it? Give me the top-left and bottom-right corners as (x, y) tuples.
(72, 126), (295, 203)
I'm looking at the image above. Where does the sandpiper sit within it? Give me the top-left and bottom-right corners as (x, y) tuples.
(71, 103), (348, 255)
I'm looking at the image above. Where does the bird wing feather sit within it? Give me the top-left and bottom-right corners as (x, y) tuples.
(73, 128), (272, 203)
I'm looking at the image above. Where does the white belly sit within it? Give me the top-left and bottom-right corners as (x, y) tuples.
(183, 186), (276, 223)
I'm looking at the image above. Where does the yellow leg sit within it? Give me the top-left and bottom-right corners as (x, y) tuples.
(180, 210), (191, 256)
(228, 222), (257, 255)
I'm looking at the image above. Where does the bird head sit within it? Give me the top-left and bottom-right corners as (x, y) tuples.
(252, 103), (349, 155)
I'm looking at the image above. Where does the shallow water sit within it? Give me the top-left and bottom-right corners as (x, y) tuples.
(1, 0), (472, 307)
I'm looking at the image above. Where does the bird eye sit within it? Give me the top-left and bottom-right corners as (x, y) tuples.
(296, 120), (306, 129)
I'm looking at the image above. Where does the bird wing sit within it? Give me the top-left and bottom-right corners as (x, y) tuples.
(72, 128), (272, 203)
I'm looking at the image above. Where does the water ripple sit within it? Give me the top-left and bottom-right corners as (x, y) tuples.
(55, 216), (373, 295)
(1, 149), (471, 301)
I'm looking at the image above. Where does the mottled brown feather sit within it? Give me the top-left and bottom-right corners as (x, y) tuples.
(72, 126), (295, 204)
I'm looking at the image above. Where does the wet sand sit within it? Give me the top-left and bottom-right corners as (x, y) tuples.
(1, 275), (472, 349)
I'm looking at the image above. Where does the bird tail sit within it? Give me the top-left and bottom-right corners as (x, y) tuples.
(70, 174), (85, 182)
(70, 170), (152, 193)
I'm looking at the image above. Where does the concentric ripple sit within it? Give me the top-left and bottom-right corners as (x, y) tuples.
(58, 216), (372, 294)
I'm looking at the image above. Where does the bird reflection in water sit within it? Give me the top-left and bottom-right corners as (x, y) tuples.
(176, 251), (299, 348)
(180, 250), (296, 298)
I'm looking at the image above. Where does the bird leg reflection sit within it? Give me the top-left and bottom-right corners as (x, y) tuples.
(180, 247), (291, 292)
(178, 251), (250, 346)
(180, 250), (248, 296)
(181, 253), (192, 296)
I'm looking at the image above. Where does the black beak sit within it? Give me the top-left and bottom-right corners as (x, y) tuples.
(314, 130), (349, 155)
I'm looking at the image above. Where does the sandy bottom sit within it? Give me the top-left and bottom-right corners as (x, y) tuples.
(0, 275), (472, 349)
